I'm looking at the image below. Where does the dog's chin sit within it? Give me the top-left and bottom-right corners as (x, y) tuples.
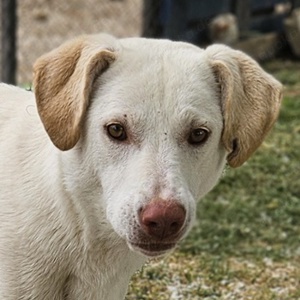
(128, 242), (176, 258)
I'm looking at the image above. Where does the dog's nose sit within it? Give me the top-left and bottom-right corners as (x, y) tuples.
(139, 199), (186, 240)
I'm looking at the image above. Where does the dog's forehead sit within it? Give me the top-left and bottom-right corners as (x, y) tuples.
(117, 38), (209, 83)
(93, 38), (221, 126)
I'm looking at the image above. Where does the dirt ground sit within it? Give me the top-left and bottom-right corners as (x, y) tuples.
(16, 0), (142, 83)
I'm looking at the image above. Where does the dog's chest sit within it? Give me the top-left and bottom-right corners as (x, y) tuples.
(63, 240), (146, 299)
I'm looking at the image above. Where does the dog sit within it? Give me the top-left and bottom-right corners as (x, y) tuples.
(0, 34), (282, 299)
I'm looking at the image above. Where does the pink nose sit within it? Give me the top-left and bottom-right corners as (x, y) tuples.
(138, 199), (186, 240)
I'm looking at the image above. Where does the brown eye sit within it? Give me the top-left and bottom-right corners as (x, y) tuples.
(188, 128), (210, 145)
(107, 123), (127, 141)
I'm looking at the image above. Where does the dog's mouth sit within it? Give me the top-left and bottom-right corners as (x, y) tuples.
(128, 242), (176, 257)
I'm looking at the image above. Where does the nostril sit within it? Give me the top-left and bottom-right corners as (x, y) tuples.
(170, 221), (179, 228)
(147, 221), (159, 229)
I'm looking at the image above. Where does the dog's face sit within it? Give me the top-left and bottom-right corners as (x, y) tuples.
(86, 46), (227, 256)
(33, 34), (282, 257)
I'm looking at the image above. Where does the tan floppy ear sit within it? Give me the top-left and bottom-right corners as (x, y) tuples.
(33, 35), (116, 150)
(206, 44), (282, 168)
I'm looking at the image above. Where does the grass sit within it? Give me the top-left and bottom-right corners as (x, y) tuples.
(126, 60), (300, 300)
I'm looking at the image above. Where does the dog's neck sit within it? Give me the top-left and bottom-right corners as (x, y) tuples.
(52, 148), (148, 299)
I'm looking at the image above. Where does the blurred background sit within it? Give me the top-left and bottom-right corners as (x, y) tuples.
(1, 0), (300, 84)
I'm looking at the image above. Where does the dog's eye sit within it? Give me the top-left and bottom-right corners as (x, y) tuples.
(188, 128), (210, 145)
(107, 123), (127, 141)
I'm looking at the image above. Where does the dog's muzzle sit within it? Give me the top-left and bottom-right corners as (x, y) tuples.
(128, 199), (186, 257)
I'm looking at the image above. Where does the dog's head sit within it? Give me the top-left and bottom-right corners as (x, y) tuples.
(33, 34), (282, 257)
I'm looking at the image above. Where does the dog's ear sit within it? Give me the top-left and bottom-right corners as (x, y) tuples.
(33, 35), (116, 150)
(206, 44), (282, 168)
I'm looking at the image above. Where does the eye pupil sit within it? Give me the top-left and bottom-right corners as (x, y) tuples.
(188, 128), (209, 145)
(107, 123), (127, 141)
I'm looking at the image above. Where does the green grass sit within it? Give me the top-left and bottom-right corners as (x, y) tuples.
(127, 60), (300, 300)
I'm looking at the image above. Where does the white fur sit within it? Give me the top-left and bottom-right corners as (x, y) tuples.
(0, 35), (281, 299)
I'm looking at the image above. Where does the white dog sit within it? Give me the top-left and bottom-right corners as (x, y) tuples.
(0, 34), (282, 299)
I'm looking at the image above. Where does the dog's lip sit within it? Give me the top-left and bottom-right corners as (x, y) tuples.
(128, 242), (176, 257)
